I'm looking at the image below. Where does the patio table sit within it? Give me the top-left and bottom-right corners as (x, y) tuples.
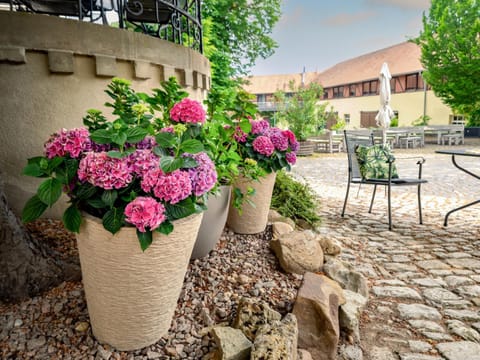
(435, 149), (480, 225)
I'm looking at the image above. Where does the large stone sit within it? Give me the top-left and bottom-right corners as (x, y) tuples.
(233, 297), (282, 341)
(251, 313), (298, 360)
(397, 303), (442, 321)
(272, 222), (295, 239)
(268, 210), (296, 229)
(297, 349), (313, 360)
(323, 258), (368, 297)
(211, 326), (252, 360)
(339, 290), (368, 342)
(446, 319), (480, 342)
(293, 272), (345, 360)
(436, 341), (480, 360)
(316, 234), (342, 256)
(372, 286), (422, 300)
(270, 231), (324, 275)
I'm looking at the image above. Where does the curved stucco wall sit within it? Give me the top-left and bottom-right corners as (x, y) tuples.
(0, 11), (211, 217)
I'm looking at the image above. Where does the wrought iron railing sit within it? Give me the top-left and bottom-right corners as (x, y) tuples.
(0, 0), (203, 52)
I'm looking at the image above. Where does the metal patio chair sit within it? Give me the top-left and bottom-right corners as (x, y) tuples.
(341, 130), (427, 230)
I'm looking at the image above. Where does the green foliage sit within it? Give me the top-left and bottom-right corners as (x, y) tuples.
(390, 116), (399, 127)
(274, 81), (328, 141)
(271, 170), (321, 227)
(412, 115), (431, 126)
(331, 119), (346, 131)
(414, 0), (480, 124)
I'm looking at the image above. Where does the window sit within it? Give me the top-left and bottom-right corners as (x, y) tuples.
(256, 94), (265, 103)
(344, 114), (350, 124)
(333, 86), (344, 98)
(450, 115), (465, 125)
(406, 74), (420, 90)
(323, 90), (328, 99)
(362, 80), (378, 95)
(349, 85), (356, 97)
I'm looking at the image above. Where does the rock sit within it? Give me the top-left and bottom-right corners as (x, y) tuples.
(397, 303), (442, 321)
(96, 345), (112, 360)
(268, 210), (296, 228)
(233, 297), (282, 341)
(270, 231), (324, 275)
(372, 286), (422, 300)
(272, 222), (295, 239)
(446, 319), (480, 342)
(338, 344), (363, 360)
(251, 313), (298, 360)
(296, 219), (314, 230)
(323, 258), (368, 297)
(75, 321), (89, 332)
(316, 235), (342, 256)
(293, 272), (346, 360)
(212, 326), (252, 360)
(297, 349), (313, 360)
(26, 336), (46, 351)
(339, 290), (368, 342)
(436, 341), (480, 360)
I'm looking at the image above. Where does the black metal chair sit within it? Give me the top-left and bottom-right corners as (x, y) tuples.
(341, 129), (427, 230)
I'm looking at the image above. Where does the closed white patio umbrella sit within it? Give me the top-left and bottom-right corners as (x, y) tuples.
(375, 62), (394, 146)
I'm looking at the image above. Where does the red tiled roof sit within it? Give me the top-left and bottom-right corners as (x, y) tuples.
(244, 42), (423, 94)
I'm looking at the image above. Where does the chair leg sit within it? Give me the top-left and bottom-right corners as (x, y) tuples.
(418, 183), (423, 224)
(369, 185), (377, 213)
(388, 184), (392, 230)
(342, 179), (351, 217)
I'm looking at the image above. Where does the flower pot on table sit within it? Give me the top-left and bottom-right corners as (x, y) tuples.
(227, 172), (276, 234)
(191, 185), (232, 259)
(76, 212), (203, 351)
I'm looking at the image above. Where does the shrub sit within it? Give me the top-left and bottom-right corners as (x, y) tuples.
(271, 170), (321, 227)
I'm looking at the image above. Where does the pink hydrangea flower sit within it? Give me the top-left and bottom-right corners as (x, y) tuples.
(185, 152), (217, 196)
(161, 126), (175, 133)
(252, 136), (275, 156)
(78, 152), (133, 190)
(141, 168), (192, 204)
(233, 126), (248, 143)
(268, 128), (289, 151)
(170, 98), (206, 124)
(135, 136), (157, 149)
(251, 119), (270, 135)
(125, 196), (166, 232)
(282, 130), (297, 145)
(128, 149), (160, 176)
(285, 152), (297, 165)
(44, 127), (91, 159)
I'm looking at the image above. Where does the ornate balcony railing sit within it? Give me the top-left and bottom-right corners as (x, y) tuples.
(0, 0), (203, 52)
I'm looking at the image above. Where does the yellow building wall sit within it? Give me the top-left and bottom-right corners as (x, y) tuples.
(320, 90), (453, 128)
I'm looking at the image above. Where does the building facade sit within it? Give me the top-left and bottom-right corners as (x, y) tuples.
(244, 42), (461, 129)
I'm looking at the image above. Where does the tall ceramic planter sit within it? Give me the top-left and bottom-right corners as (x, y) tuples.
(191, 185), (232, 259)
(227, 172), (277, 234)
(76, 212), (203, 351)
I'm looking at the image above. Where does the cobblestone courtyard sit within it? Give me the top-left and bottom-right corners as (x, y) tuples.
(293, 140), (480, 360)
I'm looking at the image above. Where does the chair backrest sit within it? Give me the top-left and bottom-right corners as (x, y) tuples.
(343, 130), (374, 180)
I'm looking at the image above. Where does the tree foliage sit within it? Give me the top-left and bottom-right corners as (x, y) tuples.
(414, 0), (480, 125)
(202, 0), (282, 113)
(274, 81), (327, 141)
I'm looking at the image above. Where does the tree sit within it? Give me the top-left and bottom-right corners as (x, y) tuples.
(274, 81), (328, 141)
(414, 0), (480, 125)
(202, 0), (282, 113)
(0, 174), (80, 302)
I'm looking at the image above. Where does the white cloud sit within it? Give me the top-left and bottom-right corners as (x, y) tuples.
(365, 0), (430, 11)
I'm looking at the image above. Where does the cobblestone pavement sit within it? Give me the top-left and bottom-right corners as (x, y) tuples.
(292, 139), (480, 360)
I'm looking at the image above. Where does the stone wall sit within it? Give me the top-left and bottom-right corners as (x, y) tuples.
(0, 11), (211, 217)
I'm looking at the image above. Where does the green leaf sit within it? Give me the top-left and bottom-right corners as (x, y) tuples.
(22, 195), (48, 223)
(239, 120), (252, 133)
(112, 132), (128, 147)
(48, 157), (64, 172)
(165, 198), (196, 220)
(22, 163), (45, 177)
(179, 139), (204, 154)
(90, 129), (112, 144)
(102, 208), (125, 234)
(86, 198), (106, 209)
(160, 156), (184, 173)
(126, 127), (149, 143)
(101, 190), (118, 207)
(63, 205), (82, 233)
(182, 157), (198, 169)
(153, 146), (169, 157)
(156, 220), (173, 235)
(74, 183), (97, 200)
(37, 178), (63, 207)
(136, 229), (153, 251)
(155, 132), (176, 147)
(106, 151), (124, 159)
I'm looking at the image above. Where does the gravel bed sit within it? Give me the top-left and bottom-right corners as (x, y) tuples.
(0, 220), (303, 359)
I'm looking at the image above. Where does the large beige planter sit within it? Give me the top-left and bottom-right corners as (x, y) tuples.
(76, 212), (203, 351)
(191, 185), (231, 259)
(227, 172), (277, 234)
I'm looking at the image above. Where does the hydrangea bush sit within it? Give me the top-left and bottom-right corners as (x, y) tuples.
(22, 78), (216, 251)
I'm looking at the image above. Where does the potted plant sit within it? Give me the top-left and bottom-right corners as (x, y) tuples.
(224, 92), (299, 234)
(21, 77), (217, 351)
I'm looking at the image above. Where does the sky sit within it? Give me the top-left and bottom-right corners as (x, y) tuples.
(250, 0), (431, 76)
